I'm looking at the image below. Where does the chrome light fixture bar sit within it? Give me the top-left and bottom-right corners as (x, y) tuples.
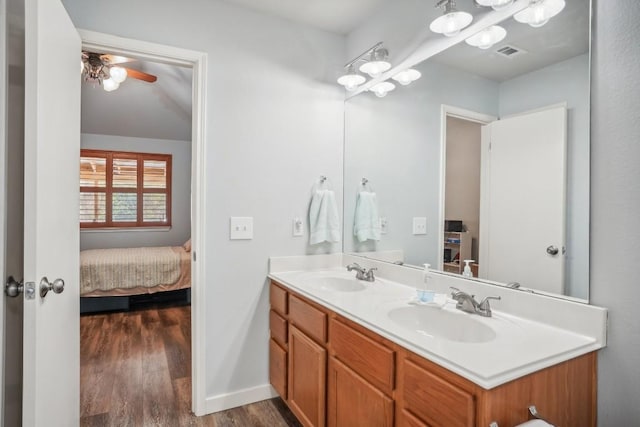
(337, 42), (391, 91)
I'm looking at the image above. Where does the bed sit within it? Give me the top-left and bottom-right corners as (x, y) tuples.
(80, 242), (191, 313)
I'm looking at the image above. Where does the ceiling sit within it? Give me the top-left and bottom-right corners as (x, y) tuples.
(430, 0), (590, 82)
(81, 59), (192, 141)
(221, 0), (388, 34)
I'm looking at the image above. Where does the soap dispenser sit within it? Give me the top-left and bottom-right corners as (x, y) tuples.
(462, 260), (474, 278)
(419, 264), (435, 302)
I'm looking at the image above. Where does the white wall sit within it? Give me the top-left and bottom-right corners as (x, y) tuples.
(590, 0), (640, 424)
(79, 133), (192, 250)
(499, 54), (590, 299)
(344, 60), (499, 266)
(62, 0), (345, 407)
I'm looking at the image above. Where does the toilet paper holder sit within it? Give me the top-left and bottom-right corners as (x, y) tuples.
(487, 405), (554, 427)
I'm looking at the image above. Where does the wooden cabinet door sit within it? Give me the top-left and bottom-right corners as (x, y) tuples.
(327, 358), (394, 427)
(270, 339), (287, 399)
(288, 326), (326, 427)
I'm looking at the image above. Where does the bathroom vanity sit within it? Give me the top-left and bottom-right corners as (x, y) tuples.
(268, 255), (605, 427)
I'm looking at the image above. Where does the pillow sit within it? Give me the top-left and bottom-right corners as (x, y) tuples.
(183, 238), (191, 252)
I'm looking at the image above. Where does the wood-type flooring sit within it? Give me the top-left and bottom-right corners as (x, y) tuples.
(80, 304), (301, 426)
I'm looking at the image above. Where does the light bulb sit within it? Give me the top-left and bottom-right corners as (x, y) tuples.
(391, 69), (422, 86)
(359, 60), (392, 78)
(80, 60), (85, 74)
(369, 82), (395, 98)
(109, 66), (127, 83)
(337, 70), (366, 91)
(103, 78), (119, 92)
(514, 0), (565, 28)
(475, 0), (513, 11)
(465, 26), (507, 50)
(430, 10), (473, 37)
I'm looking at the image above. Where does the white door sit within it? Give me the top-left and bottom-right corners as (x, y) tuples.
(479, 106), (567, 294)
(23, 0), (80, 425)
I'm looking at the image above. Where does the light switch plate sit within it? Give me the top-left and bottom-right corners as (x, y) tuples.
(380, 217), (388, 234)
(230, 217), (253, 240)
(292, 217), (303, 237)
(413, 217), (427, 235)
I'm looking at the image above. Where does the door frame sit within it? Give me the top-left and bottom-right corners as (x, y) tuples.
(438, 105), (496, 270)
(79, 29), (209, 416)
(0, 0), (8, 416)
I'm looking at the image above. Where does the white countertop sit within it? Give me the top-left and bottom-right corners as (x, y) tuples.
(269, 267), (602, 389)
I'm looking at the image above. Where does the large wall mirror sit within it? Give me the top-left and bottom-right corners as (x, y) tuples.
(344, 0), (591, 301)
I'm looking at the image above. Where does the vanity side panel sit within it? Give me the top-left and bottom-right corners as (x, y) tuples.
(476, 352), (597, 427)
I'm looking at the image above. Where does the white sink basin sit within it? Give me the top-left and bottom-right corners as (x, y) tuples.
(387, 306), (496, 343)
(302, 274), (367, 292)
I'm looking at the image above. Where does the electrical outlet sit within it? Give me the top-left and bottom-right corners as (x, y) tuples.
(230, 217), (253, 240)
(293, 217), (303, 237)
(380, 217), (388, 234)
(413, 217), (427, 235)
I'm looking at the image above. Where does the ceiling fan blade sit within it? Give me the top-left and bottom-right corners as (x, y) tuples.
(100, 54), (134, 65)
(123, 67), (158, 83)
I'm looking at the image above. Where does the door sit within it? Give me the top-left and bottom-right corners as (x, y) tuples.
(479, 106), (567, 293)
(2, 0), (26, 424)
(22, 0), (81, 425)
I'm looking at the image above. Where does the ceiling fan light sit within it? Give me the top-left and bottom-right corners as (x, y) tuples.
(475, 0), (513, 11)
(369, 81), (395, 98)
(430, 10), (473, 37)
(391, 69), (422, 86)
(109, 66), (128, 83)
(103, 78), (120, 92)
(514, 0), (565, 28)
(465, 25), (507, 49)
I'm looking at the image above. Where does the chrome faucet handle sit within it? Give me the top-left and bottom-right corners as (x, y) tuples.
(449, 286), (461, 297)
(478, 296), (501, 308)
(364, 267), (377, 282)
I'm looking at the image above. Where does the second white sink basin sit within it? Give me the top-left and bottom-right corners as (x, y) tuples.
(387, 306), (496, 343)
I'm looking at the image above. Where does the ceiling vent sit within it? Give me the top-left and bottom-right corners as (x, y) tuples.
(495, 45), (527, 58)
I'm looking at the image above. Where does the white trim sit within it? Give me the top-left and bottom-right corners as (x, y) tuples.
(438, 105), (496, 271)
(205, 384), (279, 414)
(77, 29), (209, 416)
(500, 101), (568, 120)
(0, 0), (8, 419)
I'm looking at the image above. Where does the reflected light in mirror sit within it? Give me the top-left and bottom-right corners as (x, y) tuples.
(369, 81), (395, 98)
(102, 78), (119, 92)
(430, 0), (473, 37)
(465, 25), (507, 49)
(392, 69), (422, 86)
(476, 0), (514, 11)
(338, 65), (367, 91)
(514, 0), (566, 28)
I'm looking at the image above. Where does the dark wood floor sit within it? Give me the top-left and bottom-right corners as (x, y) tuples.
(81, 304), (301, 427)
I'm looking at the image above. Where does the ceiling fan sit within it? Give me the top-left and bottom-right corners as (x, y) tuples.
(81, 51), (158, 92)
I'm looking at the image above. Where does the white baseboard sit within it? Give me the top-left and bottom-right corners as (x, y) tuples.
(204, 384), (279, 414)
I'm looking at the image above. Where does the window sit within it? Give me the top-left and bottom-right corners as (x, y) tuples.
(80, 149), (172, 228)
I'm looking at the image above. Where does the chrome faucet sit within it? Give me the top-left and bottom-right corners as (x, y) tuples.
(449, 287), (501, 317)
(346, 263), (377, 282)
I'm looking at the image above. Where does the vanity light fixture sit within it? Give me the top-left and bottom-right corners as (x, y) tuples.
(514, 0), (565, 28)
(337, 42), (392, 91)
(102, 78), (119, 92)
(474, 0), (513, 11)
(337, 65), (367, 91)
(369, 81), (395, 98)
(430, 0), (473, 37)
(465, 25), (507, 49)
(391, 69), (422, 86)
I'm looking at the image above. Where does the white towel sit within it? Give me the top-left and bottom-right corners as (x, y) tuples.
(309, 189), (341, 245)
(354, 191), (381, 242)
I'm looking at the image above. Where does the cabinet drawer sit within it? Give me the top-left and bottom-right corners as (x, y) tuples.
(269, 339), (287, 400)
(402, 359), (475, 427)
(270, 282), (288, 315)
(330, 318), (395, 396)
(270, 310), (287, 346)
(289, 294), (327, 344)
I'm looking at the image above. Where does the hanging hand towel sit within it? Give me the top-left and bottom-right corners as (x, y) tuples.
(309, 189), (341, 245)
(354, 191), (381, 242)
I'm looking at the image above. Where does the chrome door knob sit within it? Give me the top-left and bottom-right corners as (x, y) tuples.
(546, 245), (559, 256)
(40, 277), (65, 298)
(5, 276), (24, 298)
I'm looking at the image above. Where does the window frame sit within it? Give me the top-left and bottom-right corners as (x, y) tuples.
(80, 149), (172, 229)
